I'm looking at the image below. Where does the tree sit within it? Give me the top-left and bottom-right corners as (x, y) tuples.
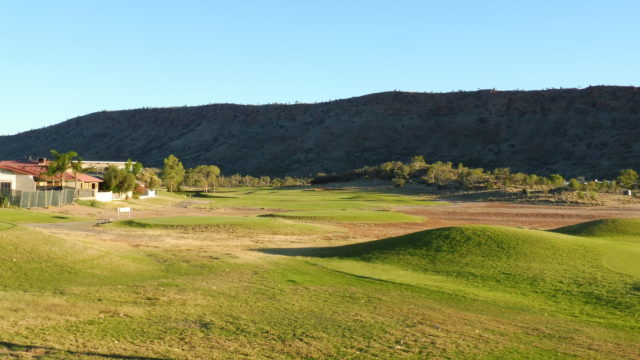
(46, 149), (78, 188)
(125, 159), (144, 176)
(70, 156), (85, 191)
(568, 178), (582, 191)
(102, 165), (137, 193)
(162, 155), (185, 192)
(547, 174), (565, 188)
(191, 165), (221, 193)
(137, 168), (162, 190)
(617, 169), (638, 189)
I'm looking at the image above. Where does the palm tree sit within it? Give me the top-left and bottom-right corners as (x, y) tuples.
(46, 150), (78, 188)
(70, 156), (85, 193)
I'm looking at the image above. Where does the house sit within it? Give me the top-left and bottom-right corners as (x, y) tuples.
(0, 159), (102, 195)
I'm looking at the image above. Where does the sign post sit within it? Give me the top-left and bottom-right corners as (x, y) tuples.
(117, 207), (131, 220)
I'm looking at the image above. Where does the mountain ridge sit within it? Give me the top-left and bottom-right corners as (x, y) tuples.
(2, 86), (639, 177)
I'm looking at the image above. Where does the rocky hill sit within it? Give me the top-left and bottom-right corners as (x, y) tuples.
(2, 86), (639, 177)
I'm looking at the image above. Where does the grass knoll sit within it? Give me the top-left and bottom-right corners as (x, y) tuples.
(119, 215), (337, 235)
(0, 226), (217, 291)
(267, 209), (423, 223)
(306, 224), (640, 324)
(554, 218), (640, 238)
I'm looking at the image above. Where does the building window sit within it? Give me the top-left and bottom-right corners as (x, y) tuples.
(0, 182), (11, 195)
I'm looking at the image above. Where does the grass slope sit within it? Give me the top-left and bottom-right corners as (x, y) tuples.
(267, 210), (423, 223)
(554, 218), (640, 238)
(119, 216), (337, 235)
(0, 225), (218, 291)
(308, 225), (640, 323)
(2, 212), (639, 358)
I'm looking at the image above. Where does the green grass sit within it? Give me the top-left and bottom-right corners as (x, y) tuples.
(554, 218), (640, 238)
(303, 224), (640, 324)
(118, 215), (339, 235)
(0, 221), (14, 231)
(0, 226), (217, 291)
(267, 209), (424, 223)
(195, 187), (444, 210)
(1, 211), (639, 358)
(0, 208), (86, 224)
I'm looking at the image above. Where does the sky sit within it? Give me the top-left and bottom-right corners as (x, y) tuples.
(0, 0), (638, 135)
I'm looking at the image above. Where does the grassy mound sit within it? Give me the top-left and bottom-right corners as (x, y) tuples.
(0, 208), (86, 224)
(0, 226), (168, 290)
(309, 225), (640, 315)
(266, 210), (423, 223)
(554, 218), (640, 238)
(120, 216), (334, 235)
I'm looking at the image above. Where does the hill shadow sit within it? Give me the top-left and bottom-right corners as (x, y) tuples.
(257, 245), (335, 258)
(0, 341), (172, 360)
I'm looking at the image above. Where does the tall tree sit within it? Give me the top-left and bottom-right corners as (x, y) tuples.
(192, 165), (221, 193)
(162, 155), (185, 193)
(125, 159), (144, 176)
(103, 165), (137, 193)
(46, 150), (78, 188)
(70, 156), (85, 191)
(617, 169), (638, 189)
(137, 168), (162, 190)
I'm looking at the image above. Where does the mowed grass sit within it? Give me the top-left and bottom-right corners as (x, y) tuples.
(196, 187), (443, 210)
(0, 226), (217, 291)
(2, 197), (640, 359)
(0, 208), (86, 223)
(118, 215), (338, 235)
(554, 218), (640, 238)
(305, 224), (640, 323)
(267, 209), (423, 223)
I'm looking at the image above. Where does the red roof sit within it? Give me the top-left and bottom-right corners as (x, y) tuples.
(0, 160), (103, 183)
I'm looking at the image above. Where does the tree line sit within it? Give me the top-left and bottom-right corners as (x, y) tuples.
(46, 150), (640, 195)
(159, 154), (308, 193)
(311, 155), (639, 193)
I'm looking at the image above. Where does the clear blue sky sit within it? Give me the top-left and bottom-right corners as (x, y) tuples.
(1, 0), (638, 135)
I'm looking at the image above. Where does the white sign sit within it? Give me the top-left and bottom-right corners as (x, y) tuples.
(117, 207), (131, 219)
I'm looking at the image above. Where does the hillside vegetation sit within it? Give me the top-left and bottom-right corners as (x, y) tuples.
(2, 86), (640, 177)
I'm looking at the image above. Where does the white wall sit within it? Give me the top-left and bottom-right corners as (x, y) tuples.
(139, 189), (156, 199)
(0, 171), (36, 192)
(95, 191), (113, 202)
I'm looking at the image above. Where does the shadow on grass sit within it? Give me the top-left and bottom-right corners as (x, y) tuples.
(0, 341), (172, 360)
(257, 245), (338, 258)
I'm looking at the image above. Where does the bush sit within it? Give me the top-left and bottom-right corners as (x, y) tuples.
(392, 177), (407, 187)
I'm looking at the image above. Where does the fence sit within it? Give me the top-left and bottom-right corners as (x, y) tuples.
(75, 188), (96, 199)
(2, 189), (75, 208)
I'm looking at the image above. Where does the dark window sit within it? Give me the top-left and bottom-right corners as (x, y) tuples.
(0, 182), (11, 195)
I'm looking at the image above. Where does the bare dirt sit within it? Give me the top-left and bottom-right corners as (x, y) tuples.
(26, 200), (640, 261)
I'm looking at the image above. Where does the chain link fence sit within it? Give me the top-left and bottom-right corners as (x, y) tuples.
(1, 188), (75, 208)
